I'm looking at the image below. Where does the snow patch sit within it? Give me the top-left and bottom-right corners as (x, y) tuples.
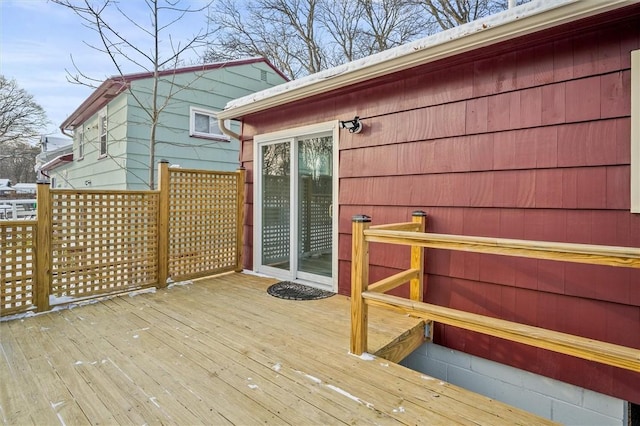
(56, 412), (67, 426)
(132, 335), (139, 339)
(74, 361), (83, 366)
(240, 269), (275, 279)
(272, 362), (282, 372)
(149, 397), (160, 408)
(48, 402), (68, 426)
(348, 351), (376, 361)
(326, 384), (375, 410)
(248, 384), (259, 390)
(50, 400), (65, 410)
(294, 369), (374, 409)
(379, 362), (389, 367)
(128, 288), (156, 297)
(393, 406), (406, 413)
(294, 370), (322, 384)
(49, 295), (76, 305)
(0, 310), (35, 322)
(167, 280), (192, 289)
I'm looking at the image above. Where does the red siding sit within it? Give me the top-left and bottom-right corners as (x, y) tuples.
(239, 10), (640, 403)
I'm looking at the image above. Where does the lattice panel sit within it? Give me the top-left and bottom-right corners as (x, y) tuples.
(50, 191), (158, 302)
(168, 170), (240, 280)
(262, 175), (290, 264)
(299, 175), (332, 255)
(1, 221), (36, 315)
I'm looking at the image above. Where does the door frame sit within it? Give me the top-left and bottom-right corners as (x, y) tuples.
(253, 121), (339, 292)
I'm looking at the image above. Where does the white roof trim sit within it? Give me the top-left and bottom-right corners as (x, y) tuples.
(219, 0), (637, 120)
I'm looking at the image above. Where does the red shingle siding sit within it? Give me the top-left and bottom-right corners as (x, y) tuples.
(240, 10), (640, 402)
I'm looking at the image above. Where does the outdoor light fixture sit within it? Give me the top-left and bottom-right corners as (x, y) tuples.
(339, 116), (362, 133)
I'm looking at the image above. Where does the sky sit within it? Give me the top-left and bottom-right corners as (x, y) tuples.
(0, 0), (213, 140)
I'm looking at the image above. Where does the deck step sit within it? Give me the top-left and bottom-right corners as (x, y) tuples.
(374, 320), (431, 363)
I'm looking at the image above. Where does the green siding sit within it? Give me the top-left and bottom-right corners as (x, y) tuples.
(61, 62), (286, 190)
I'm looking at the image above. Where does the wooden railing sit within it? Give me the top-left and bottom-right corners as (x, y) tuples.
(1, 164), (245, 317)
(350, 212), (640, 372)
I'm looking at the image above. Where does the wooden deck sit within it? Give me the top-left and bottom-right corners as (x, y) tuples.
(1, 272), (554, 425)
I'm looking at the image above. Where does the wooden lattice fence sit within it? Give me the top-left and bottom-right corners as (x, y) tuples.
(49, 190), (159, 302)
(1, 164), (244, 316)
(0, 221), (36, 315)
(162, 166), (244, 281)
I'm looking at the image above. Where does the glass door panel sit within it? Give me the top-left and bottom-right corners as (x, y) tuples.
(261, 142), (290, 271)
(297, 136), (333, 277)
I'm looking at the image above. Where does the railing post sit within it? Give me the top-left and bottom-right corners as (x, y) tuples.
(157, 161), (170, 288)
(410, 211), (426, 302)
(351, 214), (371, 355)
(235, 167), (246, 272)
(35, 182), (51, 312)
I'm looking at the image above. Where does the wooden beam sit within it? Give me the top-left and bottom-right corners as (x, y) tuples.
(368, 268), (419, 294)
(410, 211), (426, 301)
(235, 167), (246, 272)
(370, 222), (422, 231)
(35, 183), (51, 312)
(157, 161), (170, 288)
(374, 320), (426, 363)
(364, 230), (640, 268)
(350, 215), (371, 355)
(363, 292), (640, 372)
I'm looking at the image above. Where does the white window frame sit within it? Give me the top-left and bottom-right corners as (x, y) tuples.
(631, 49), (639, 213)
(98, 109), (108, 158)
(77, 126), (84, 160)
(189, 106), (230, 141)
(253, 120), (340, 293)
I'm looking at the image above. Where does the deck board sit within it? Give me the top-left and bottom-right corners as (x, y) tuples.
(0, 272), (555, 425)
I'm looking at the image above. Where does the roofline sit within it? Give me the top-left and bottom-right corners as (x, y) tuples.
(218, 0), (638, 121)
(120, 57), (289, 83)
(60, 57), (287, 131)
(39, 153), (74, 172)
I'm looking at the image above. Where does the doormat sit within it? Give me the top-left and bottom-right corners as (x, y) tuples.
(267, 281), (334, 301)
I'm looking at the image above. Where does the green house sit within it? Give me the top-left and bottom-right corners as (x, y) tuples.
(53, 59), (287, 190)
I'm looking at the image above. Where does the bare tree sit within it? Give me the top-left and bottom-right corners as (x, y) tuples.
(0, 75), (48, 146)
(204, 0), (434, 79)
(204, 0), (521, 80)
(359, 0), (432, 53)
(203, 0), (328, 79)
(0, 141), (40, 183)
(52, 0), (213, 189)
(420, 0), (509, 30)
(315, 0), (365, 64)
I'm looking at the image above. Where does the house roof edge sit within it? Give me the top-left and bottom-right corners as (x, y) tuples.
(60, 57), (286, 131)
(218, 0), (638, 120)
(39, 153), (74, 172)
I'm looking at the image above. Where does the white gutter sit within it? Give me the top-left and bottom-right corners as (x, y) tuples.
(218, 0), (637, 121)
(218, 118), (241, 141)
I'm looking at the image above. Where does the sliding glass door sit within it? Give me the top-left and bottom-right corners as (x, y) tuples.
(257, 126), (336, 289)
(297, 136), (333, 278)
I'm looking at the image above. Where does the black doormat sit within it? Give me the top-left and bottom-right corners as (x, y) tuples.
(267, 281), (335, 301)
